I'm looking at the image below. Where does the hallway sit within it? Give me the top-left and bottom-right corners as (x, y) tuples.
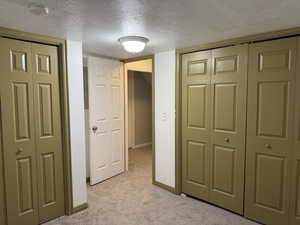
(44, 147), (259, 225)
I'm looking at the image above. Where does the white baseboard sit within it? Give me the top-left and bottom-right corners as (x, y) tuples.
(132, 142), (152, 149)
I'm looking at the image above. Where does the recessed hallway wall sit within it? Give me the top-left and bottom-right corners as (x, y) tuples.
(128, 70), (152, 148)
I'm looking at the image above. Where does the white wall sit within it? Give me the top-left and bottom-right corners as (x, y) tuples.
(154, 50), (176, 188)
(66, 40), (88, 207)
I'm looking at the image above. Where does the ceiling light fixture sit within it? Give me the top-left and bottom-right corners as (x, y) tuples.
(118, 36), (149, 53)
(28, 2), (49, 16)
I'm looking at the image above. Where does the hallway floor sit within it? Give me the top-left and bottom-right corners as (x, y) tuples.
(44, 146), (260, 225)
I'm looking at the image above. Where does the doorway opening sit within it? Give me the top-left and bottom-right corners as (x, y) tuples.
(124, 57), (154, 182)
(83, 56), (154, 186)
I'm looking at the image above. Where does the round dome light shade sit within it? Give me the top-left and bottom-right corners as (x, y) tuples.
(118, 36), (149, 53)
(28, 2), (49, 16)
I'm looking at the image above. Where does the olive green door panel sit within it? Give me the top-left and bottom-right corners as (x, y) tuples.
(257, 82), (289, 137)
(290, 37), (300, 225)
(211, 145), (236, 195)
(182, 50), (212, 201)
(187, 85), (207, 129)
(255, 154), (286, 210)
(186, 141), (208, 186)
(213, 83), (237, 132)
(245, 37), (297, 225)
(0, 37), (39, 225)
(31, 43), (65, 223)
(209, 45), (248, 214)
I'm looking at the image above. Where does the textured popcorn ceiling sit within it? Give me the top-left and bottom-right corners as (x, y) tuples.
(1, 0), (300, 59)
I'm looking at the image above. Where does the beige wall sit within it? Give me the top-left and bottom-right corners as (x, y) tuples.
(126, 59), (152, 73)
(128, 71), (135, 148)
(128, 71), (152, 146)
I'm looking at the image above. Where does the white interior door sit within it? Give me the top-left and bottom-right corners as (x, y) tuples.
(88, 56), (124, 185)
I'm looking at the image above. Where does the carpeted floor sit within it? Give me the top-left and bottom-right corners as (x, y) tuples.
(44, 146), (260, 225)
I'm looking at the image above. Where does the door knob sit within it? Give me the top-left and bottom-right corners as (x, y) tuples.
(16, 148), (23, 155)
(224, 138), (230, 143)
(264, 144), (272, 149)
(92, 126), (98, 133)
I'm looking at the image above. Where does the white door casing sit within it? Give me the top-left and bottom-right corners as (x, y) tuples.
(88, 56), (124, 185)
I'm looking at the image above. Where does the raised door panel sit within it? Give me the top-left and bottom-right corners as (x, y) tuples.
(214, 55), (238, 74)
(37, 54), (51, 74)
(210, 45), (248, 214)
(245, 37), (296, 225)
(290, 37), (300, 225)
(41, 153), (56, 205)
(254, 154), (286, 211)
(188, 59), (208, 75)
(182, 51), (212, 201)
(92, 83), (109, 176)
(38, 84), (54, 137)
(186, 141), (208, 187)
(31, 43), (65, 223)
(13, 83), (31, 140)
(111, 84), (122, 130)
(0, 37), (39, 225)
(212, 145), (236, 197)
(187, 85), (207, 129)
(17, 158), (35, 214)
(259, 50), (290, 72)
(111, 85), (121, 119)
(111, 131), (122, 164)
(257, 82), (288, 138)
(11, 50), (28, 72)
(213, 84), (237, 132)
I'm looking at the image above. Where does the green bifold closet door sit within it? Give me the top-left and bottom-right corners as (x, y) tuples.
(0, 37), (65, 225)
(244, 37), (297, 225)
(290, 37), (300, 225)
(181, 44), (248, 214)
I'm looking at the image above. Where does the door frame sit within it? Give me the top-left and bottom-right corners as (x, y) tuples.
(123, 55), (156, 183)
(127, 70), (136, 149)
(175, 26), (300, 195)
(0, 27), (74, 221)
(0, 96), (5, 225)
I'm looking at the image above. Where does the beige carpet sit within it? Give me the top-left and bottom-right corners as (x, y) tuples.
(44, 146), (260, 225)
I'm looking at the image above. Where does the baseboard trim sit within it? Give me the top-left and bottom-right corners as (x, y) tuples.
(153, 180), (176, 194)
(72, 203), (88, 214)
(132, 142), (152, 149)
